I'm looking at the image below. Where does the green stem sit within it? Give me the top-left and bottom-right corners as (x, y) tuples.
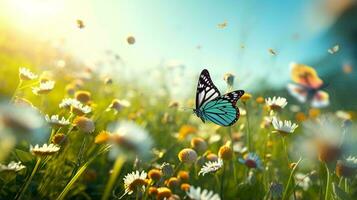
(10, 80), (23, 103)
(227, 127), (237, 183)
(282, 137), (290, 165)
(324, 163), (330, 200)
(15, 158), (41, 200)
(345, 178), (348, 194)
(56, 146), (110, 200)
(282, 158), (302, 200)
(101, 156), (126, 200)
(56, 161), (90, 200)
(220, 163), (226, 199)
(244, 103), (251, 151)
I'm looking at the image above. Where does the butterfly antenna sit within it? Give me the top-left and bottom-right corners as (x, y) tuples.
(180, 107), (193, 111)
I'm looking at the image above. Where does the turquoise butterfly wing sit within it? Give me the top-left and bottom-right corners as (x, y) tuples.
(195, 69), (244, 126)
(201, 91), (244, 126)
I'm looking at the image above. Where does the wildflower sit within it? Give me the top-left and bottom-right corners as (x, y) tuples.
(75, 90), (91, 104)
(106, 99), (130, 112)
(59, 98), (91, 115)
(45, 115), (70, 127)
(297, 115), (344, 163)
(148, 169), (162, 181)
(186, 186), (221, 200)
(240, 93), (252, 103)
(272, 117), (298, 135)
(73, 116), (95, 133)
(199, 159), (223, 176)
(123, 170), (148, 195)
(294, 173), (311, 191)
(168, 101), (179, 108)
(65, 84), (76, 95)
(59, 98), (80, 109)
(265, 96), (288, 111)
(127, 36), (136, 45)
(161, 163), (174, 177)
(255, 96), (265, 104)
(148, 187), (158, 196)
(166, 177), (180, 188)
(0, 104), (47, 143)
(191, 137), (208, 153)
(178, 125), (197, 140)
(0, 161), (26, 172)
(30, 143), (60, 156)
(336, 156), (357, 178)
(157, 187), (172, 200)
(32, 80), (55, 95)
(223, 73), (235, 88)
(19, 67), (37, 81)
(181, 183), (191, 191)
(295, 112), (307, 122)
(206, 153), (218, 162)
(177, 170), (189, 182)
(94, 131), (111, 144)
(308, 108), (320, 119)
(317, 142), (341, 163)
(218, 145), (233, 161)
(70, 101), (92, 116)
(108, 121), (152, 160)
(269, 182), (283, 199)
(178, 148), (197, 164)
(239, 153), (264, 170)
(51, 133), (67, 145)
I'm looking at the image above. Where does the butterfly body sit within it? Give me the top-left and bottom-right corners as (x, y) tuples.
(194, 69), (244, 126)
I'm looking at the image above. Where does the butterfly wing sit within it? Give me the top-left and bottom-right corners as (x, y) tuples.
(287, 83), (308, 103)
(201, 90), (244, 126)
(311, 90), (329, 108)
(196, 69), (221, 109)
(290, 63), (323, 89)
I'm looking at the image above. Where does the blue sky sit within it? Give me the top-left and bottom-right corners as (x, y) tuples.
(1, 0), (342, 98)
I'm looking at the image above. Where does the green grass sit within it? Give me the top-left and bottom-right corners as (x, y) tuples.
(0, 50), (356, 200)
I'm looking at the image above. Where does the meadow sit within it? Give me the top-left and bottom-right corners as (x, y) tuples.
(1, 1), (357, 200)
(1, 51), (356, 200)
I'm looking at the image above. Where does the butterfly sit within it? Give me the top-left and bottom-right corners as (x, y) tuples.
(76, 19), (85, 29)
(193, 69), (244, 126)
(287, 63), (329, 108)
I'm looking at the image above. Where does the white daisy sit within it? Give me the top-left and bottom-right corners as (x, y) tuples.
(186, 186), (221, 200)
(71, 101), (91, 115)
(59, 98), (81, 109)
(108, 121), (152, 160)
(19, 67), (38, 80)
(32, 81), (55, 95)
(265, 96), (288, 110)
(272, 117), (298, 135)
(45, 115), (70, 127)
(30, 143), (60, 156)
(59, 98), (91, 115)
(294, 173), (311, 191)
(0, 161), (26, 172)
(123, 170), (147, 195)
(199, 159), (223, 176)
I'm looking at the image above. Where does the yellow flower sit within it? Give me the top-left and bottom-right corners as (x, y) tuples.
(94, 131), (111, 144)
(241, 93), (252, 103)
(178, 125), (197, 140)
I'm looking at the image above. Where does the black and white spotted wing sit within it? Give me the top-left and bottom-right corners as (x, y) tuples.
(195, 69), (221, 109)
